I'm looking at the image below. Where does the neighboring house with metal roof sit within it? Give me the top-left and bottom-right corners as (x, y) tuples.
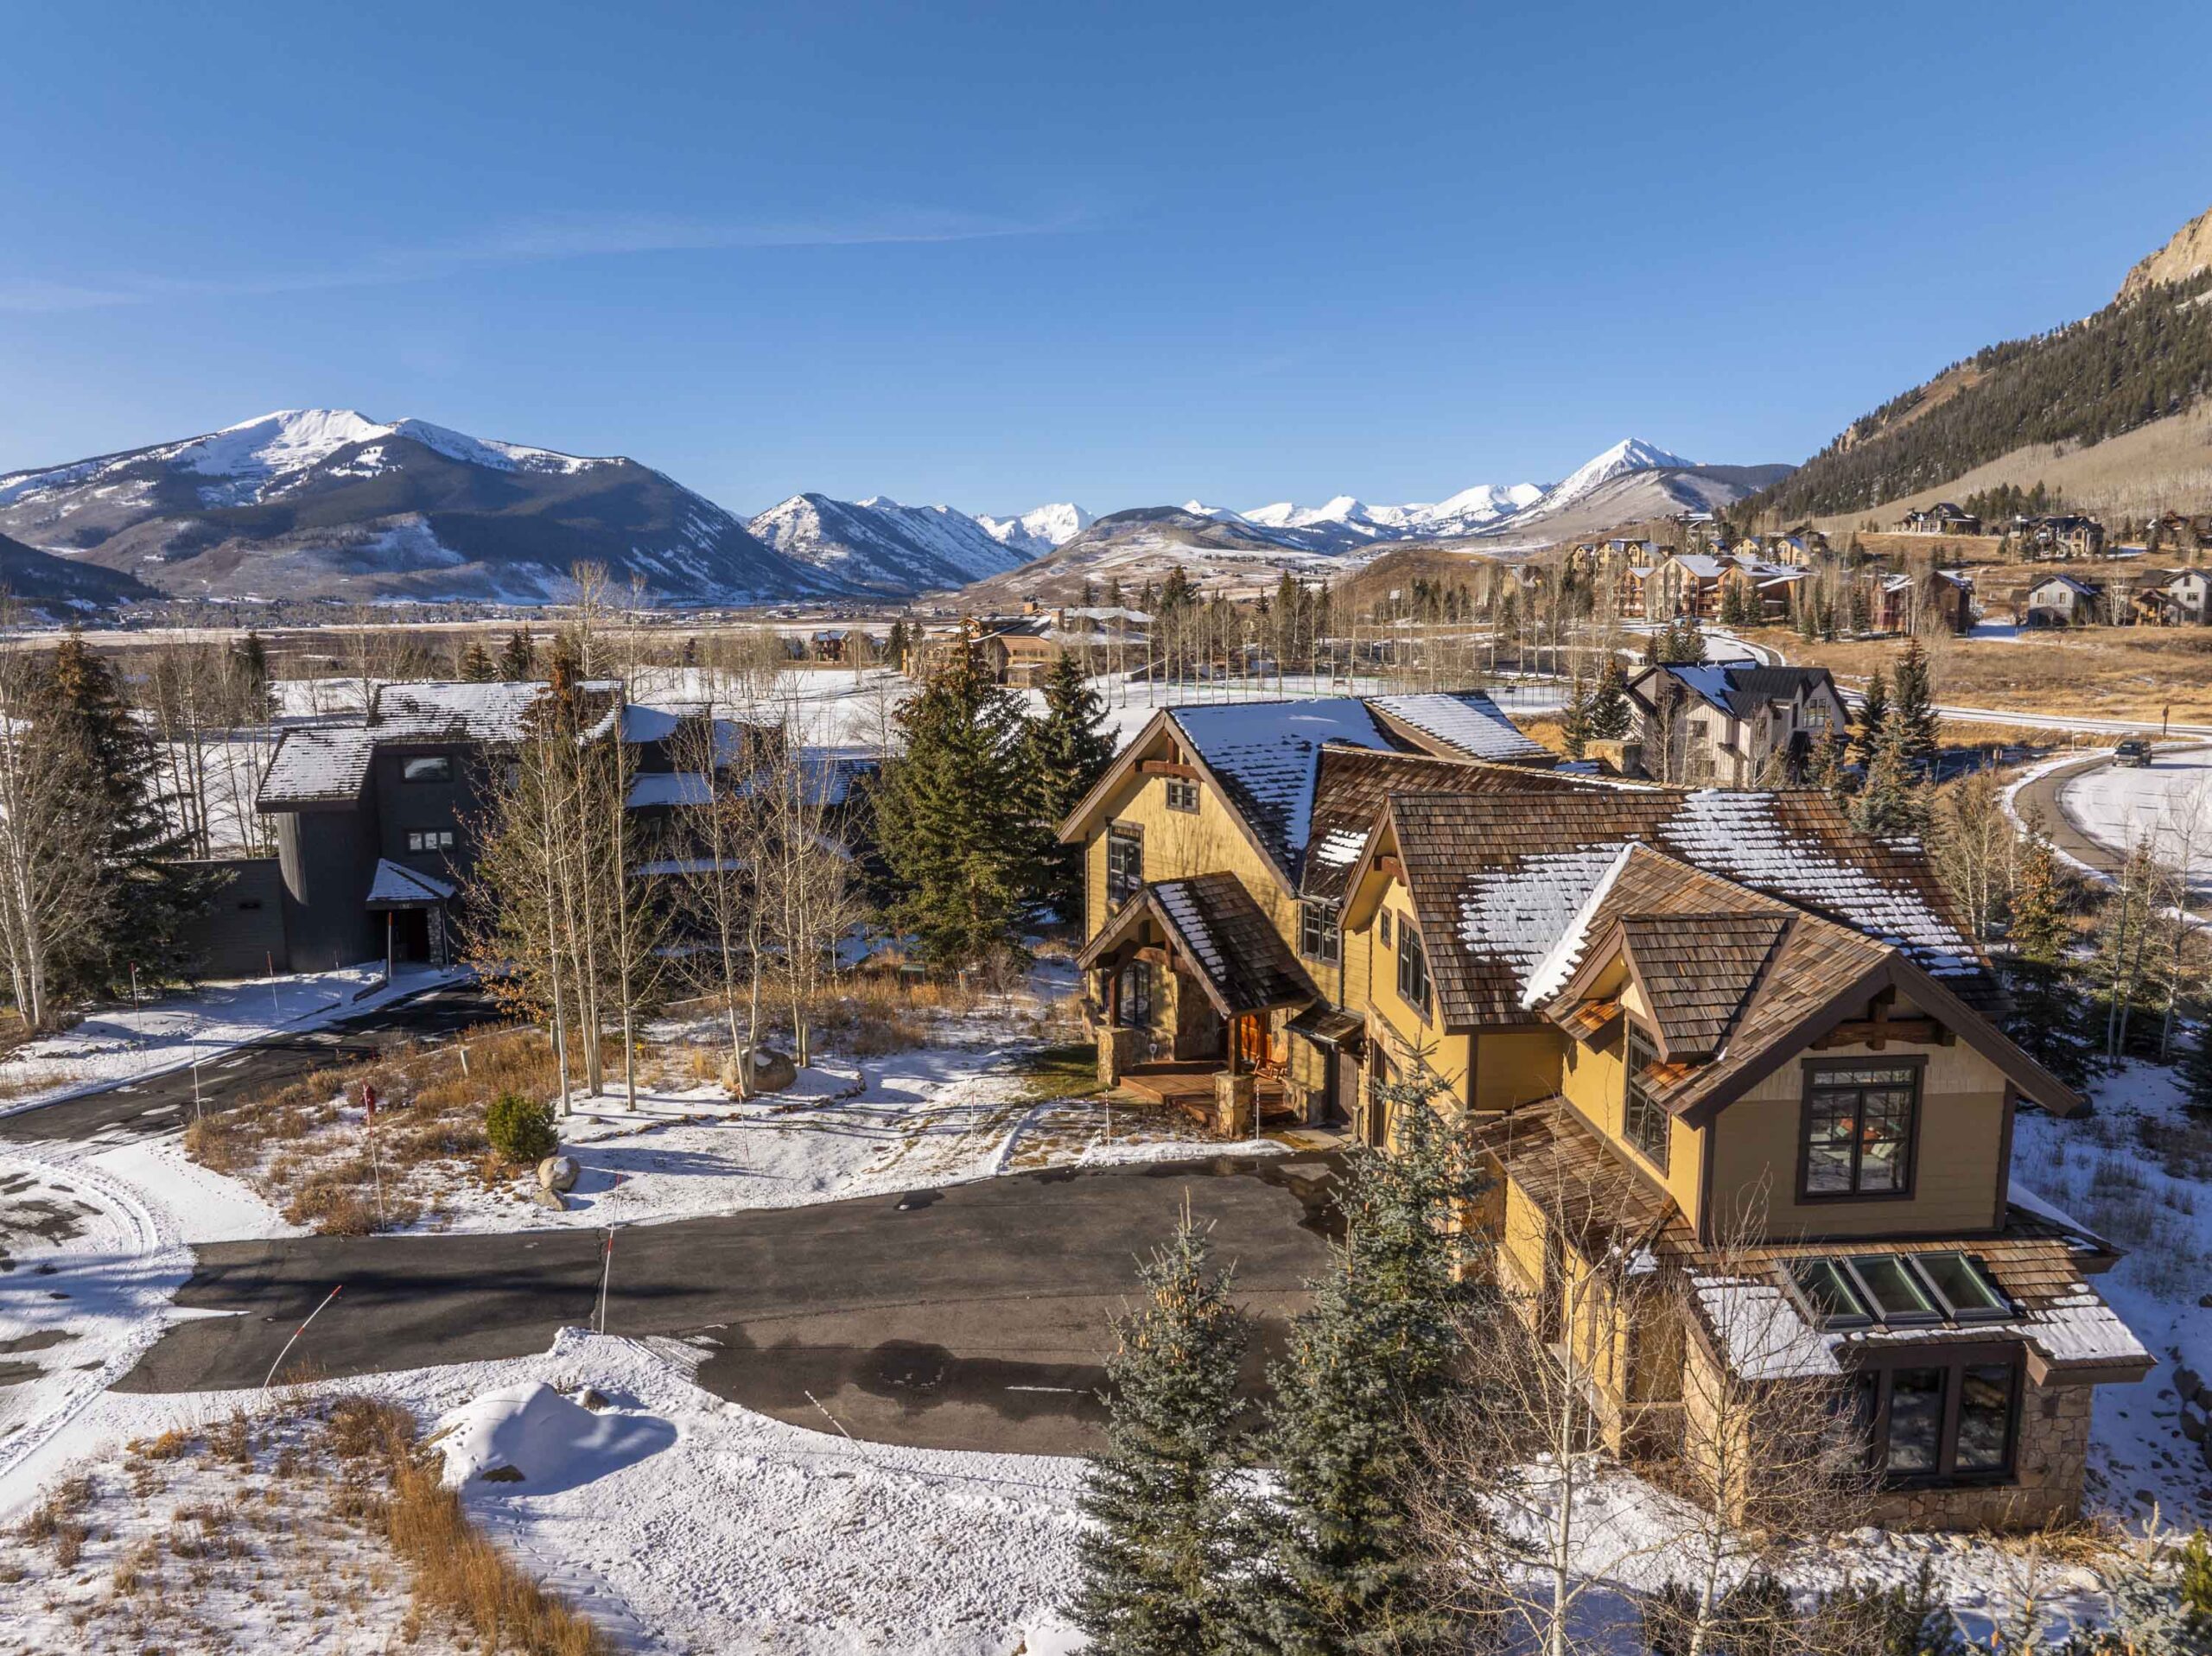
(1623, 663), (1847, 786)
(2022, 572), (2105, 627)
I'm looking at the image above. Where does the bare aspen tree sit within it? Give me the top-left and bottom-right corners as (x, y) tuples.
(757, 695), (862, 1069)
(1408, 1183), (1678, 1655)
(671, 696), (764, 1080)
(0, 628), (105, 1030)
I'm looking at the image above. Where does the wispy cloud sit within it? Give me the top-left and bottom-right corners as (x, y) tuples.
(0, 206), (1084, 314)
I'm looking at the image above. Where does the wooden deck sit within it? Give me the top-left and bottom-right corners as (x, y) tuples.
(1116, 1061), (1297, 1131)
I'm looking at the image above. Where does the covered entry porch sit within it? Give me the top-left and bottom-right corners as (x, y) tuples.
(365, 859), (457, 974)
(1077, 872), (1317, 1137)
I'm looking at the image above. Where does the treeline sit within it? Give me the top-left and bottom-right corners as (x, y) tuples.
(1744, 269), (2212, 521)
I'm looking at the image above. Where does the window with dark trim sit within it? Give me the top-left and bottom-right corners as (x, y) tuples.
(1395, 921), (1430, 1019)
(1299, 898), (1340, 964)
(401, 755), (453, 784)
(407, 828), (456, 853)
(1116, 961), (1153, 1028)
(1850, 1350), (2022, 1486)
(1106, 826), (1144, 907)
(1783, 1251), (2012, 1332)
(1377, 908), (1392, 948)
(1800, 1060), (1919, 1199)
(1164, 777), (1199, 813)
(1623, 1027), (1669, 1172)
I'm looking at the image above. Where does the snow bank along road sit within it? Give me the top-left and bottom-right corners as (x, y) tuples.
(118, 1154), (1338, 1457)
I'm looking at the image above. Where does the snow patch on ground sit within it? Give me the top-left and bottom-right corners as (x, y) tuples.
(0, 962), (461, 1116)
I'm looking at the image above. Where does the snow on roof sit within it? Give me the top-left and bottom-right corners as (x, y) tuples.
(1659, 793), (1980, 978)
(1155, 882), (1230, 984)
(1693, 1274), (1840, 1380)
(1457, 843), (1633, 997)
(366, 859), (457, 904)
(1694, 1263), (2150, 1380)
(1517, 845), (1633, 1007)
(257, 726), (378, 807)
(369, 680), (550, 742)
(1312, 828), (1370, 869)
(1169, 699), (1396, 875)
(1370, 691), (1549, 763)
(1662, 664), (1739, 710)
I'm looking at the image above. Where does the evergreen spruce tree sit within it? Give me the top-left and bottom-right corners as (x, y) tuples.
(35, 633), (208, 988)
(1890, 639), (1941, 773)
(1852, 719), (1928, 841)
(873, 635), (1035, 966)
(1586, 655), (1630, 742)
(229, 629), (271, 702)
(1854, 666), (1890, 768)
(1024, 654), (1116, 923)
(885, 618), (911, 673)
(459, 638), (498, 682)
(1243, 1080), (1485, 1654)
(2002, 816), (2095, 1089)
(499, 625), (536, 681)
(1558, 670), (1593, 760)
(1070, 1205), (1249, 1656)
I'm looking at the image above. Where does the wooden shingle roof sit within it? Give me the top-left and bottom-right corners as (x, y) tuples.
(1618, 911), (1789, 1060)
(1300, 746), (1615, 904)
(1075, 872), (1317, 1018)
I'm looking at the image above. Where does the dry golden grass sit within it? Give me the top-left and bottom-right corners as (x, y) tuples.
(3, 1394), (608, 1654)
(1745, 626), (2212, 725)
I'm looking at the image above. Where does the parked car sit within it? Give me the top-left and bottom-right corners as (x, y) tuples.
(2114, 738), (2154, 768)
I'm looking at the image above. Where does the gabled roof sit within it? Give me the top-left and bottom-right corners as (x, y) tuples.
(1611, 911), (1789, 1061)
(1166, 699), (1399, 879)
(1637, 663), (1840, 721)
(1356, 789), (1997, 1034)
(1367, 691), (1553, 765)
(2030, 573), (2101, 597)
(1300, 746), (1619, 904)
(1075, 873), (1316, 1017)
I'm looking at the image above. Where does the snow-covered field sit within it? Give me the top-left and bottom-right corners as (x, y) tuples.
(2058, 744), (2212, 884)
(2013, 1061), (2212, 1528)
(0, 961), (456, 1116)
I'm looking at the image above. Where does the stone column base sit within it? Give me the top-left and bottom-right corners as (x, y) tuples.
(1097, 1027), (1144, 1088)
(1213, 1072), (1255, 1139)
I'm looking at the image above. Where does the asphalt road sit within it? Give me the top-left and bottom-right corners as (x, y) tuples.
(0, 981), (503, 1147)
(116, 1154), (1339, 1456)
(2007, 745), (2212, 884)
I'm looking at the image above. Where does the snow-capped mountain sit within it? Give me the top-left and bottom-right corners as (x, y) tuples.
(747, 493), (1031, 595)
(976, 503), (1093, 559)
(0, 409), (833, 606)
(1179, 440), (1713, 550)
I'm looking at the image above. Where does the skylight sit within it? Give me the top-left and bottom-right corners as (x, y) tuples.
(1782, 1253), (2012, 1331)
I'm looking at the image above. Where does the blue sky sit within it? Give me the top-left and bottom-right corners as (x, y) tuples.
(3, 1), (2209, 519)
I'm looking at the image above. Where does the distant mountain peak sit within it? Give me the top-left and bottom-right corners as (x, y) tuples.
(1545, 438), (1696, 506)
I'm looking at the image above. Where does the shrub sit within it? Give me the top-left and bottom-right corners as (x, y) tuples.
(485, 1090), (556, 1165)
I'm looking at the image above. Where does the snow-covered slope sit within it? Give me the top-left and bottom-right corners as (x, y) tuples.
(0, 409), (830, 606)
(976, 503), (1093, 559)
(1203, 440), (1705, 547)
(748, 493), (1032, 595)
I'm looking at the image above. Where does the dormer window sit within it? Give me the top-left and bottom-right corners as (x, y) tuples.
(1624, 1027), (1669, 1173)
(1800, 1060), (1919, 1200)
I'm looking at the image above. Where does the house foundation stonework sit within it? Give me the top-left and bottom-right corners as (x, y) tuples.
(1866, 1380), (2090, 1532)
(1058, 695), (2150, 1531)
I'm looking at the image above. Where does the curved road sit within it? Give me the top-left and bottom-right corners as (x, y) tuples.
(116, 1154), (1338, 1457)
(2011, 744), (2212, 882)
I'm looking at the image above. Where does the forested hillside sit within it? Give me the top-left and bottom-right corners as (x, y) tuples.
(1745, 269), (2212, 522)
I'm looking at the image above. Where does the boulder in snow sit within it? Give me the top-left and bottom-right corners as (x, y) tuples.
(430, 1380), (677, 1494)
(538, 1154), (580, 1193)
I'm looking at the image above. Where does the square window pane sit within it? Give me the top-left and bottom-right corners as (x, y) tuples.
(1916, 1253), (2009, 1320)
(1885, 1367), (1946, 1474)
(1804, 1142), (1856, 1195)
(1955, 1364), (2015, 1473)
(1849, 1256), (1940, 1323)
(1789, 1259), (1868, 1324)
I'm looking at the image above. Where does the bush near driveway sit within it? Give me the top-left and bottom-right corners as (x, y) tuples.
(486, 1091), (557, 1164)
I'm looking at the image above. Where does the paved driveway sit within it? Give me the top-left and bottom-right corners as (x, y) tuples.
(118, 1154), (1339, 1456)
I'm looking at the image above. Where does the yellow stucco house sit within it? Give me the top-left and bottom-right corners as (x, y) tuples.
(1058, 694), (2149, 1532)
